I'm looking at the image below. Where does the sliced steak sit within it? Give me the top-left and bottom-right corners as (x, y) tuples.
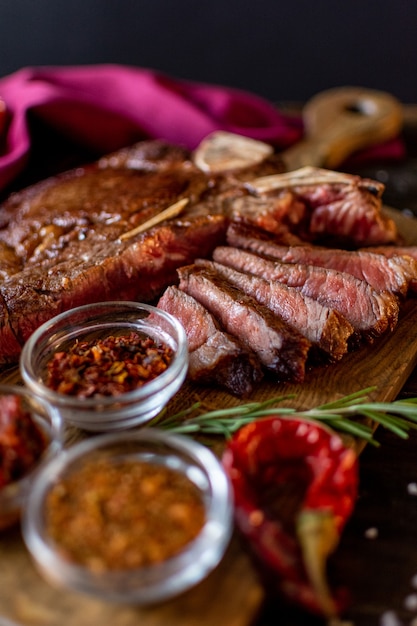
(361, 245), (417, 293)
(178, 264), (311, 382)
(0, 214), (227, 365)
(212, 246), (399, 340)
(245, 167), (398, 246)
(195, 259), (354, 361)
(219, 194), (308, 242)
(226, 222), (417, 296)
(0, 137), (403, 369)
(156, 285), (263, 396)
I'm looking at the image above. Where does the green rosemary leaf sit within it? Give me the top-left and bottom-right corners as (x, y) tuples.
(324, 418), (379, 444)
(302, 410), (345, 421)
(314, 387), (378, 411)
(151, 387), (417, 445)
(359, 409), (410, 439)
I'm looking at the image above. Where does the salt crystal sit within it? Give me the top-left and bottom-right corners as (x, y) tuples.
(379, 610), (402, 626)
(404, 592), (417, 611)
(364, 526), (379, 539)
(407, 482), (417, 496)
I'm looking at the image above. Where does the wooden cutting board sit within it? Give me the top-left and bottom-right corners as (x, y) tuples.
(1, 206), (417, 626)
(0, 87), (411, 625)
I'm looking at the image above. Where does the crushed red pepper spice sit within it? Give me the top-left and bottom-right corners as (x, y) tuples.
(45, 457), (206, 571)
(45, 332), (174, 398)
(0, 394), (48, 488)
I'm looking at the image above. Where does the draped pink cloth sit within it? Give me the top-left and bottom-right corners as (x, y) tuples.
(0, 64), (404, 192)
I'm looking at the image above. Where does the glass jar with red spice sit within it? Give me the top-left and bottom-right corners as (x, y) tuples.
(20, 301), (189, 432)
(0, 384), (63, 530)
(22, 428), (233, 604)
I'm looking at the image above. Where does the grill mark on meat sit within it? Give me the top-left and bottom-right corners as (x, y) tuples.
(226, 222), (416, 296)
(0, 215), (227, 365)
(195, 258), (354, 361)
(157, 286), (263, 397)
(177, 264), (311, 382)
(212, 246), (399, 340)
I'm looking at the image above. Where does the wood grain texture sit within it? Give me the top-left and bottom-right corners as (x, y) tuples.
(1, 207), (417, 625)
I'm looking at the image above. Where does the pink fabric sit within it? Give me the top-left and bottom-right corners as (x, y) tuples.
(0, 64), (404, 192)
(0, 64), (303, 191)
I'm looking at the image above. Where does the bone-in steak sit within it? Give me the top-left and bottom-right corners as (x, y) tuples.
(0, 135), (410, 372)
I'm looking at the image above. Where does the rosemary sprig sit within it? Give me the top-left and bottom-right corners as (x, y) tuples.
(149, 386), (417, 445)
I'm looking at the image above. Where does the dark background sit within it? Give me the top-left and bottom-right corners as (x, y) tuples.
(1, 0), (416, 104)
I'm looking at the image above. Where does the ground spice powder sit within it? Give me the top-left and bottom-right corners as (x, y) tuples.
(45, 456), (206, 571)
(45, 332), (174, 398)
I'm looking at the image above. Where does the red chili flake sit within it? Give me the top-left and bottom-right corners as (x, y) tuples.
(0, 395), (48, 488)
(45, 332), (174, 398)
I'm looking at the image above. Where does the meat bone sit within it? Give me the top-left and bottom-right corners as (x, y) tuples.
(122, 88), (404, 237)
(193, 86), (404, 173)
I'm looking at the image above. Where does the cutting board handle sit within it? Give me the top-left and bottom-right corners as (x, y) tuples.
(282, 86), (404, 170)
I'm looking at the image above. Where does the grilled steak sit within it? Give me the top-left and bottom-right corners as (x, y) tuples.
(178, 264), (311, 382)
(0, 135), (406, 371)
(245, 166), (398, 246)
(195, 258), (354, 360)
(226, 222), (417, 296)
(361, 245), (417, 293)
(212, 246), (400, 340)
(0, 214), (227, 365)
(0, 142), (210, 272)
(157, 285), (263, 396)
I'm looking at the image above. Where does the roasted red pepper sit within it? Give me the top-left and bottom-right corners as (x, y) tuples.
(222, 416), (358, 621)
(0, 394), (48, 488)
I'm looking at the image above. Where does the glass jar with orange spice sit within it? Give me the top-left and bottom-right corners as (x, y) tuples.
(22, 429), (233, 604)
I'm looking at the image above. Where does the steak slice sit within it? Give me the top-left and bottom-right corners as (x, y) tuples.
(361, 245), (417, 293)
(178, 264), (311, 382)
(245, 167), (398, 246)
(212, 246), (399, 340)
(157, 285), (263, 396)
(195, 259), (354, 361)
(226, 222), (417, 296)
(0, 214), (227, 365)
